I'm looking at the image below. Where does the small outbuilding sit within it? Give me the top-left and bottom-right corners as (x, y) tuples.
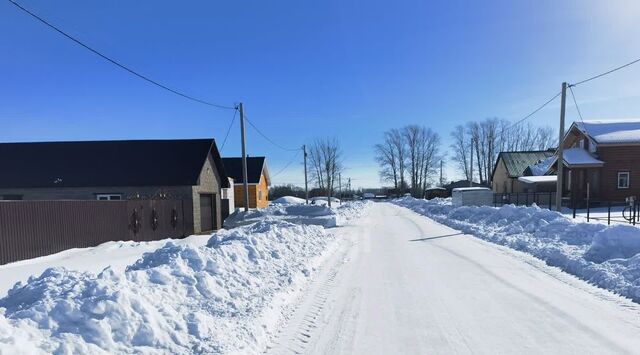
(222, 157), (271, 209)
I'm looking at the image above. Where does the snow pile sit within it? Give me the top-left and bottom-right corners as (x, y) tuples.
(271, 196), (306, 205)
(225, 200), (370, 229)
(394, 197), (640, 302)
(0, 220), (333, 354)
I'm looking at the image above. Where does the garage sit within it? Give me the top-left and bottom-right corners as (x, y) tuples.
(200, 193), (216, 232)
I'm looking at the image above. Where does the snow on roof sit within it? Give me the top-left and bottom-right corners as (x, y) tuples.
(575, 119), (640, 144)
(518, 175), (557, 184)
(528, 156), (555, 176)
(562, 147), (604, 167)
(452, 187), (491, 192)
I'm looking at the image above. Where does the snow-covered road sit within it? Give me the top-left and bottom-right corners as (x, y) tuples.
(268, 202), (640, 354)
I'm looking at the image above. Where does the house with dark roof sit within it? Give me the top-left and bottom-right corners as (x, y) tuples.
(491, 150), (555, 193)
(0, 139), (229, 232)
(222, 157), (271, 209)
(442, 180), (487, 197)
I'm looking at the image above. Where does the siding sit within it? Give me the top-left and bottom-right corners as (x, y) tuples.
(232, 173), (269, 209)
(596, 146), (640, 201)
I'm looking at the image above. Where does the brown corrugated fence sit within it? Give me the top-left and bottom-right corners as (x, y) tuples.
(0, 199), (193, 265)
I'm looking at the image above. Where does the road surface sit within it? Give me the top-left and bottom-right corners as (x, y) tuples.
(267, 202), (640, 354)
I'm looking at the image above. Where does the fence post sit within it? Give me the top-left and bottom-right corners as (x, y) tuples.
(608, 202), (611, 225)
(586, 200), (590, 222)
(634, 202), (636, 226)
(548, 192), (552, 210)
(516, 193), (519, 206)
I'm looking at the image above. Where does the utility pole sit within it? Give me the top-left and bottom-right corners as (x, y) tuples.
(469, 138), (474, 187)
(556, 82), (567, 211)
(303, 144), (309, 204)
(440, 160), (443, 187)
(239, 103), (250, 212)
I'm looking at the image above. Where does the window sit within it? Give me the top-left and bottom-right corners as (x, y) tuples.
(618, 172), (630, 189)
(96, 194), (122, 201)
(566, 170), (572, 191)
(258, 191), (263, 201)
(0, 195), (23, 200)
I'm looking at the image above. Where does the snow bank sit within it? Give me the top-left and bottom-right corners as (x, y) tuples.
(271, 196), (306, 205)
(394, 197), (640, 302)
(225, 200), (370, 229)
(0, 221), (332, 354)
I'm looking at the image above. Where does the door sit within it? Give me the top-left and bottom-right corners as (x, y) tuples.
(200, 194), (216, 232)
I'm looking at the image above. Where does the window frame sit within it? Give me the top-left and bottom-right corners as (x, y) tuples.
(617, 171), (630, 189)
(96, 193), (123, 201)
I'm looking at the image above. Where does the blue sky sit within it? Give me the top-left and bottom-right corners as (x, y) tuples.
(2, 0), (640, 188)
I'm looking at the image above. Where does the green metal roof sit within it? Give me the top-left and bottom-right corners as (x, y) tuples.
(498, 151), (555, 178)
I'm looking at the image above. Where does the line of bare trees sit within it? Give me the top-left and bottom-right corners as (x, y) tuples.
(308, 138), (343, 207)
(374, 125), (442, 197)
(450, 118), (555, 185)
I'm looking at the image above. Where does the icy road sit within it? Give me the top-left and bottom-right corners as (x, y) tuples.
(267, 202), (640, 354)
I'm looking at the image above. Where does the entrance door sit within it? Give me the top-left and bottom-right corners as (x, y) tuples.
(200, 194), (216, 232)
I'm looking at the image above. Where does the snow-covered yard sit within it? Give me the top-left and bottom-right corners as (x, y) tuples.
(394, 197), (640, 302)
(0, 201), (370, 354)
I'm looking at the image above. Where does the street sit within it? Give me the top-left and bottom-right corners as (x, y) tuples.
(268, 202), (640, 355)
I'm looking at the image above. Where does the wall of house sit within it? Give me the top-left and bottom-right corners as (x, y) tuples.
(596, 145), (640, 202)
(232, 174), (269, 209)
(491, 159), (525, 193)
(191, 154), (223, 233)
(0, 186), (192, 200)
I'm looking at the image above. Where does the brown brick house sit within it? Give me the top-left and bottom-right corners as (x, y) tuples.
(0, 139), (230, 232)
(222, 157), (271, 209)
(547, 119), (640, 204)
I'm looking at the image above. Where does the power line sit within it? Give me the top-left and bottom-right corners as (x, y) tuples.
(243, 115), (300, 151)
(7, 0), (235, 110)
(503, 91), (562, 131)
(568, 85), (591, 140)
(271, 150), (302, 178)
(571, 56), (640, 87)
(219, 107), (238, 152)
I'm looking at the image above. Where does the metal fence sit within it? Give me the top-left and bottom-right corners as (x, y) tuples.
(0, 199), (192, 265)
(493, 192), (556, 209)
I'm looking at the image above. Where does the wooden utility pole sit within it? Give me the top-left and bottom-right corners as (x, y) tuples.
(440, 160), (443, 186)
(555, 82), (567, 211)
(469, 138), (474, 187)
(303, 144), (309, 204)
(239, 103), (250, 212)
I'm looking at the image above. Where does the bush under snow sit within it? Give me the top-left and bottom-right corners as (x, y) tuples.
(394, 197), (640, 302)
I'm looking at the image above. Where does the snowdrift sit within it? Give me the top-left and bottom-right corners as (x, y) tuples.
(0, 201), (370, 353)
(271, 196), (306, 205)
(394, 197), (640, 302)
(224, 201), (365, 229)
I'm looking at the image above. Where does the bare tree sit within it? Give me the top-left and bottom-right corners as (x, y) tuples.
(451, 119), (556, 186)
(403, 125), (441, 197)
(308, 138), (343, 207)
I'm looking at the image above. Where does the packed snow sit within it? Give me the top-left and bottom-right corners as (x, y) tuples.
(0, 201), (371, 354)
(271, 196), (306, 205)
(394, 197), (640, 302)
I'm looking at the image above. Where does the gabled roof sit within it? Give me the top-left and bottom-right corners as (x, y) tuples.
(548, 147), (604, 169)
(221, 157), (270, 185)
(0, 139), (229, 189)
(572, 119), (640, 145)
(494, 151), (555, 178)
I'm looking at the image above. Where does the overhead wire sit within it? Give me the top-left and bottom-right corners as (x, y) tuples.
(570, 57), (640, 87)
(271, 150), (302, 178)
(6, 0), (235, 110)
(243, 115), (301, 151)
(219, 107), (238, 152)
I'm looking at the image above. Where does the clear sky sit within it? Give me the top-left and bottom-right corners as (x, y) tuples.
(2, 0), (640, 188)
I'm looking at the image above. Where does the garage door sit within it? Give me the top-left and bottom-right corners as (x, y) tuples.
(200, 194), (215, 232)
